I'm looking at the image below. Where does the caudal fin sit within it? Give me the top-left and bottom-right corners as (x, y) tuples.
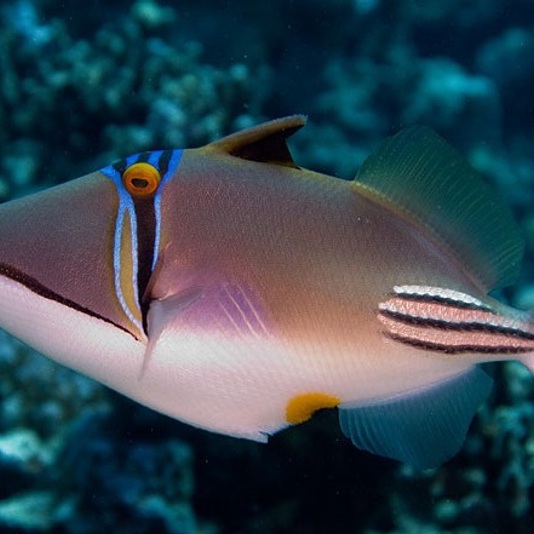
(520, 354), (534, 375)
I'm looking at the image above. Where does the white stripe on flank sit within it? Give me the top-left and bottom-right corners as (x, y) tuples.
(378, 286), (534, 354)
(393, 285), (488, 309)
(378, 298), (522, 331)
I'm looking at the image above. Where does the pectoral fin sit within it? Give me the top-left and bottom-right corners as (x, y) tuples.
(143, 281), (272, 375)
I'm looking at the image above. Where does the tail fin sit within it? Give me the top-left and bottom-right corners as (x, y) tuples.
(520, 353), (534, 375)
(518, 310), (534, 374)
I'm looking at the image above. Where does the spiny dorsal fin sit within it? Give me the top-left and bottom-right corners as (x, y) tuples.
(354, 126), (524, 291)
(206, 115), (306, 168)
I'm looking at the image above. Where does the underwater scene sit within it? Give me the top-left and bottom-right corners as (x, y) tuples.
(1, 0), (534, 532)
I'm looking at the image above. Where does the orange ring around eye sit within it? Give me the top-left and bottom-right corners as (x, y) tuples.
(122, 162), (161, 198)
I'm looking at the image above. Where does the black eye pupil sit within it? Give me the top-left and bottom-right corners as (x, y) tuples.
(131, 178), (149, 188)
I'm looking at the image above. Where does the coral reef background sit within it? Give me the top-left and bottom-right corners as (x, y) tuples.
(0, 0), (533, 532)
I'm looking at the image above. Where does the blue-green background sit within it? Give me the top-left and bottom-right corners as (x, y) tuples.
(0, 0), (533, 532)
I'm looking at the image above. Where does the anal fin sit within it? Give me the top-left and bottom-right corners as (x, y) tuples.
(338, 366), (493, 469)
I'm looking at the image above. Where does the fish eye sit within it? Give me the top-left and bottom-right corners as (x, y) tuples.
(122, 162), (161, 198)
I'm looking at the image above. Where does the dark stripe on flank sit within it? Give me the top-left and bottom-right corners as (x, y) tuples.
(385, 332), (533, 355)
(379, 309), (534, 341)
(0, 262), (137, 340)
(391, 292), (493, 312)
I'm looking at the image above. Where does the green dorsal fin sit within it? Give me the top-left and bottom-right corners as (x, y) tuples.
(354, 126), (524, 290)
(206, 115), (306, 168)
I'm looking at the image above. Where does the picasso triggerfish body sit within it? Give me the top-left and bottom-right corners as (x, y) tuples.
(0, 116), (531, 469)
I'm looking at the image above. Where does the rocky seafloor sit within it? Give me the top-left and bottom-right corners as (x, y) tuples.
(0, 0), (533, 532)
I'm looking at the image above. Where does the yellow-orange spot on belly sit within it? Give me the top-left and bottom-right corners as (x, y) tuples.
(285, 392), (340, 424)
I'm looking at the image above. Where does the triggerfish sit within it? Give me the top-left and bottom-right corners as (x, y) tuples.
(0, 116), (531, 469)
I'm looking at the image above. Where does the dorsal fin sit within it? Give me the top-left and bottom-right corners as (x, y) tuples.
(205, 115), (306, 168)
(353, 126), (524, 290)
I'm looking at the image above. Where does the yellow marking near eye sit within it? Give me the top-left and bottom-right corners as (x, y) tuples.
(285, 392), (340, 424)
(122, 162), (161, 198)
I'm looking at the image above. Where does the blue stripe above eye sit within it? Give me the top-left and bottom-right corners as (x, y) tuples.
(99, 149), (183, 332)
(147, 151), (161, 166)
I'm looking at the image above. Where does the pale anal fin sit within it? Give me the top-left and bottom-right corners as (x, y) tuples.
(338, 366), (493, 469)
